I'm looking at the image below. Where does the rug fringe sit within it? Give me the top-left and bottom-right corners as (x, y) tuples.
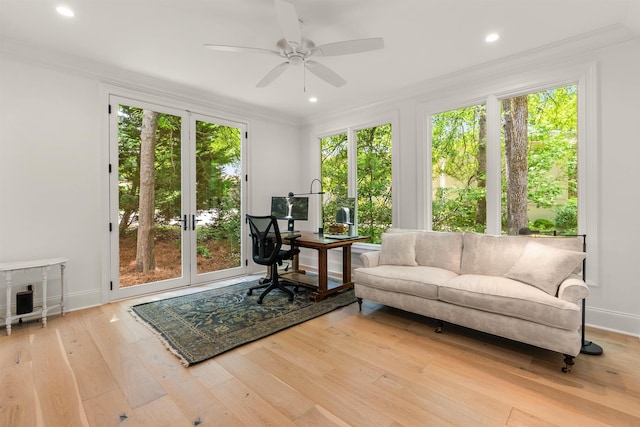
(128, 307), (191, 367)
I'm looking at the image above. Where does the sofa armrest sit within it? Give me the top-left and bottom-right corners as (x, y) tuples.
(557, 274), (589, 303)
(360, 251), (381, 268)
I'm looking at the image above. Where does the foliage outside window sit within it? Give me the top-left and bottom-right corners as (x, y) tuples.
(430, 84), (578, 235)
(431, 104), (487, 233)
(321, 124), (392, 244)
(117, 105), (242, 286)
(501, 85), (578, 235)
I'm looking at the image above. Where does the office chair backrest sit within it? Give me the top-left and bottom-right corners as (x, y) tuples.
(247, 215), (282, 266)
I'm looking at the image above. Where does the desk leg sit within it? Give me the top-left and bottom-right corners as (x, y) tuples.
(4, 271), (12, 336)
(343, 244), (353, 284)
(313, 248), (328, 301)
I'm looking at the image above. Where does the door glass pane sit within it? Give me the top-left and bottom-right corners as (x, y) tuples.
(500, 85), (578, 235)
(118, 105), (183, 287)
(431, 105), (487, 233)
(195, 120), (242, 275)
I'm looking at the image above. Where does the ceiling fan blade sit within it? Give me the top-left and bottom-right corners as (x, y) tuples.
(204, 44), (280, 56)
(274, 0), (301, 48)
(305, 60), (346, 87)
(311, 37), (384, 56)
(257, 62), (289, 87)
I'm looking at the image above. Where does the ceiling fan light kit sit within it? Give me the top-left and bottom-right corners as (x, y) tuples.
(204, 0), (384, 89)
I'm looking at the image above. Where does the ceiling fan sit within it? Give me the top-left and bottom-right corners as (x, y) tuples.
(204, 0), (384, 88)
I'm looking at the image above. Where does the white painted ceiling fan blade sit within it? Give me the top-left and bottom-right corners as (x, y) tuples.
(274, 0), (301, 48)
(311, 38), (385, 56)
(305, 60), (346, 87)
(257, 62), (289, 87)
(204, 44), (281, 56)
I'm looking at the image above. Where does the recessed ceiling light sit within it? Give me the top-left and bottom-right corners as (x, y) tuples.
(485, 33), (499, 43)
(309, 97), (318, 103)
(56, 5), (75, 17)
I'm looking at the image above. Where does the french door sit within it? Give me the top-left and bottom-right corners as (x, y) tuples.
(108, 96), (246, 300)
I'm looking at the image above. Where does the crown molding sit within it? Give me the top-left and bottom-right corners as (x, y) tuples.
(302, 24), (637, 127)
(0, 36), (303, 126)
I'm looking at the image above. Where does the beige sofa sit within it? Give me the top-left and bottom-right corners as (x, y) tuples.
(354, 229), (588, 371)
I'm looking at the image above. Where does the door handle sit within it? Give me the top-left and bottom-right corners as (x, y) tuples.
(192, 215), (196, 231)
(179, 214), (187, 231)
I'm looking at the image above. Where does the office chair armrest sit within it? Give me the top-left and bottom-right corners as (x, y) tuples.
(282, 233), (301, 242)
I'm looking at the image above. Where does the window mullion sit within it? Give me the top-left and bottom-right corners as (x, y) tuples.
(485, 95), (502, 235)
(347, 128), (357, 198)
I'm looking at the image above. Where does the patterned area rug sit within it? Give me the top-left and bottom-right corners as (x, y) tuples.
(130, 280), (357, 366)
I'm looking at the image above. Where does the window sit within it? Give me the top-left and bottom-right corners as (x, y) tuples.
(431, 104), (487, 233)
(429, 84), (578, 236)
(501, 85), (578, 235)
(321, 123), (392, 243)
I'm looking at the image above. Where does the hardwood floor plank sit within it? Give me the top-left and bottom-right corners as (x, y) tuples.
(215, 350), (316, 420)
(86, 310), (166, 409)
(506, 407), (562, 427)
(209, 377), (298, 427)
(131, 395), (192, 427)
(29, 327), (89, 426)
(244, 346), (395, 427)
(82, 388), (141, 427)
(294, 404), (354, 427)
(0, 362), (39, 427)
(132, 336), (245, 427)
(61, 329), (119, 401)
(1, 283), (638, 427)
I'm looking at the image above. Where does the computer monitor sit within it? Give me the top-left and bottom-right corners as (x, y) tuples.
(271, 196), (309, 231)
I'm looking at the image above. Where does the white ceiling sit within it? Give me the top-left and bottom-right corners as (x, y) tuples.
(1, 0), (639, 119)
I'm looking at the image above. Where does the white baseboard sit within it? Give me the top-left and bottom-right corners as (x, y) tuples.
(587, 306), (640, 338)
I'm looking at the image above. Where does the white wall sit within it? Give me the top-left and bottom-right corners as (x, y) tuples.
(301, 38), (640, 337)
(0, 52), (301, 310)
(2, 37), (638, 337)
(588, 39), (640, 335)
(0, 58), (103, 310)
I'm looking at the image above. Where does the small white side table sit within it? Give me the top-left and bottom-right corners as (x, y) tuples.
(0, 257), (68, 335)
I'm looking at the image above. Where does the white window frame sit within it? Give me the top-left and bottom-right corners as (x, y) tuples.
(419, 63), (599, 286)
(317, 112), (399, 239)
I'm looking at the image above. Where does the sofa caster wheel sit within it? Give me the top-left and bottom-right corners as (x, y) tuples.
(357, 298), (363, 311)
(435, 320), (444, 333)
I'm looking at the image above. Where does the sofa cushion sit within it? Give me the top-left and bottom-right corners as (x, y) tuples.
(438, 274), (581, 330)
(354, 265), (457, 300)
(414, 231), (463, 273)
(505, 241), (586, 295)
(460, 233), (528, 276)
(379, 232), (417, 266)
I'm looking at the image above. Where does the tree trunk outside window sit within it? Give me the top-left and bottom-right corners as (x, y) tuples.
(136, 109), (158, 273)
(503, 96), (528, 235)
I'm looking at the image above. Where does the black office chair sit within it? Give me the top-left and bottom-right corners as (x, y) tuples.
(246, 214), (300, 304)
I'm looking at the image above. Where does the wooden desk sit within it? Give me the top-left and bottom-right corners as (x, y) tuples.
(0, 257), (68, 335)
(281, 232), (368, 301)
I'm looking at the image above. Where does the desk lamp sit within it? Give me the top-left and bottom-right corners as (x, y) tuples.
(289, 178), (325, 234)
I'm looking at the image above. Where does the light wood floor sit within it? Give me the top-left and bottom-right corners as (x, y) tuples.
(1, 281), (639, 427)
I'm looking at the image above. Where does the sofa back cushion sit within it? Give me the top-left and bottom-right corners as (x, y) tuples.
(415, 231), (463, 273)
(504, 240), (586, 295)
(461, 232), (585, 277)
(461, 233), (526, 276)
(379, 232), (418, 266)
